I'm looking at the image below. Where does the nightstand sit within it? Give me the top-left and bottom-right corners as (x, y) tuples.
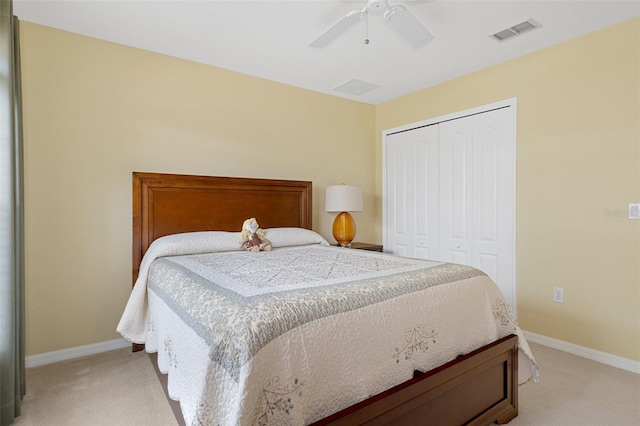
(334, 242), (383, 252)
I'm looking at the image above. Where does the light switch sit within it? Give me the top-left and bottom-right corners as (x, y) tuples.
(629, 203), (640, 219)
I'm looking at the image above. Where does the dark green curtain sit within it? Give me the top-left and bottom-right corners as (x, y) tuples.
(0, 0), (25, 424)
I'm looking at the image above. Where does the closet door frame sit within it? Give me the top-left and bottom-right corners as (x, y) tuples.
(382, 98), (517, 314)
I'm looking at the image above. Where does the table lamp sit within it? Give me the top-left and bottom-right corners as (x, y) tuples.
(325, 184), (363, 247)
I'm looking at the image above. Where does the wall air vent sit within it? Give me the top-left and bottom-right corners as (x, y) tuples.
(490, 19), (542, 42)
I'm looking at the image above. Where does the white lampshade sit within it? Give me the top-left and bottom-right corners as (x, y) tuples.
(325, 185), (363, 213)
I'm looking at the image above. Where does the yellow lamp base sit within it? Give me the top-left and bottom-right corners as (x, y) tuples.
(332, 211), (356, 247)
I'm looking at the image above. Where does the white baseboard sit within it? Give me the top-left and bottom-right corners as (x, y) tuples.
(523, 330), (640, 375)
(26, 338), (131, 368)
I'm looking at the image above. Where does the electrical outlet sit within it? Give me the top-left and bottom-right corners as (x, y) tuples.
(553, 287), (564, 303)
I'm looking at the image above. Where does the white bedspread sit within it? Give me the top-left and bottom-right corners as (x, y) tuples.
(117, 231), (537, 426)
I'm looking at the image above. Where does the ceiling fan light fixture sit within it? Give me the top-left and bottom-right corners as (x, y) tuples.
(309, 0), (433, 49)
(367, 0), (388, 13)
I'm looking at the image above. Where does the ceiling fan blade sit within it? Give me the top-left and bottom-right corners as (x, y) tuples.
(384, 5), (433, 48)
(309, 10), (364, 48)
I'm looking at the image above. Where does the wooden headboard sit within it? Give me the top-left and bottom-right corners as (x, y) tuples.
(132, 172), (312, 284)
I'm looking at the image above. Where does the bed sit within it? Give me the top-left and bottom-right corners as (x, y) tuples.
(117, 172), (537, 426)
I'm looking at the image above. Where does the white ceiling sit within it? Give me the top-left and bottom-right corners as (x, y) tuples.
(13, 0), (640, 104)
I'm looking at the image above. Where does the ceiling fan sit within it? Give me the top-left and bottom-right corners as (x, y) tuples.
(309, 0), (433, 48)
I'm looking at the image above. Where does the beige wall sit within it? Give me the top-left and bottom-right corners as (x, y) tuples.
(375, 18), (640, 361)
(21, 18), (640, 363)
(20, 23), (376, 355)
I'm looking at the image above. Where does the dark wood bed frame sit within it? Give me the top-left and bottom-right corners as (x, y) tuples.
(131, 172), (518, 425)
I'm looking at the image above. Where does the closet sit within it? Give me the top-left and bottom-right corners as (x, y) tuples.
(383, 100), (516, 313)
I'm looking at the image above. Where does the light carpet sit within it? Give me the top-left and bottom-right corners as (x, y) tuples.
(12, 342), (640, 425)
(14, 347), (175, 426)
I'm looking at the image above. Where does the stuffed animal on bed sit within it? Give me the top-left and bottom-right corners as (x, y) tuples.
(240, 218), (272, 252)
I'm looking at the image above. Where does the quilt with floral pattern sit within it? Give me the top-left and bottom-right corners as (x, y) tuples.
(118, 232), (537, 426)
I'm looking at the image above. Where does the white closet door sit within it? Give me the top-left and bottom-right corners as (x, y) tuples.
(438, 108), (515, 308)
(383, 101), (516, 313)
(385, 125), (439, 260)
(438, 117), (473, 265)
(471, 108), (515, 307)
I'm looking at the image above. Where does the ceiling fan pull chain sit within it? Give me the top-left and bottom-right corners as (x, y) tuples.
(364, 11), (370, 44)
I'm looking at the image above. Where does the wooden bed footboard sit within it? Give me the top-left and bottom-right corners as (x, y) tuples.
(312, 334), (519, 426)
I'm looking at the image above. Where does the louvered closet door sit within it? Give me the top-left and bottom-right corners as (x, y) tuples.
(385, 125), (439, 260)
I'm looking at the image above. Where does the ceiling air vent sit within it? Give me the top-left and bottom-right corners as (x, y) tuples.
(333, 79), (379, 96)
(490, 19), (541, 42)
